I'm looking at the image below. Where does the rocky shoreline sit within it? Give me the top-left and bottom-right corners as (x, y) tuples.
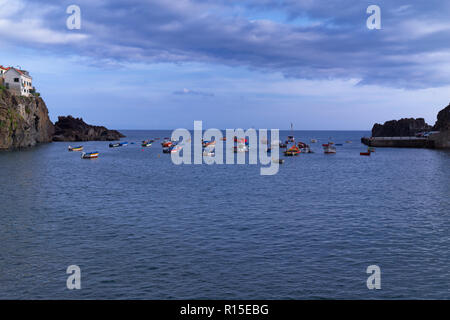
(0, 90), (124, 150)
(362, 103), (450, 149)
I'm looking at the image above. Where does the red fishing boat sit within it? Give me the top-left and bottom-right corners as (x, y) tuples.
(284, 145), (300, 156)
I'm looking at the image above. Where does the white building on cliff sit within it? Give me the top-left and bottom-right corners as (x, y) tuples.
(0, 66), (34, 97)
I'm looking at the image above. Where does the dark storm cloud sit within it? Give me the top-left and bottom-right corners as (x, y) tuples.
(3, 0), (450, 88)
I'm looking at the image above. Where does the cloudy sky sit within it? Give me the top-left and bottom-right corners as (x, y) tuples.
(1, 0), (449, 129)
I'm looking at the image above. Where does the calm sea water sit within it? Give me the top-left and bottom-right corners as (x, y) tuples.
(0, 130), (449, 299)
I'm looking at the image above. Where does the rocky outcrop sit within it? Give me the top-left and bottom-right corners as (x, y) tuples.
(433, 103), (450, 132)
(364, 102), (450, 149)
(429, 103), (450, 149)
(0, 89), (54, 150)
(371, 118), (432, 137)
(53, 116), (125, 142)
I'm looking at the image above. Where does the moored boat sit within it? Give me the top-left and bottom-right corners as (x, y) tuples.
(203, 147), (215, 157)
(109, 142), (121, 148)
(142, 140), (154, 147)
(360, 151), (371, 156)
(202, 140), (216, 148)
(284, 145), (300, 156)
(323, 143), (336, 154)
(233, 144), (248, 153)
(171, 145), (183, 153)
(81, 151), (99, 159)
(68, 146), (83, 152)
(311, 139), (317, 143)
(286, 123), (295, 143)
(301, 146), (313, 153)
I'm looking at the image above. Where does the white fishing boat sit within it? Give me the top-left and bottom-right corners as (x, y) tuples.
(171, 145), (183, 153)
(301, 146), (313, 153)
(203, 145), (215, 157)
(322, 143), (336, 154)
(233, 144), (248, 153)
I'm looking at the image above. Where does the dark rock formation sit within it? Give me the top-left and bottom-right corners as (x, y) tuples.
(53, 116), (125, 142)
(364, 102), (450, 149)
(0, 89), (54, 149)
(433, 103), (450, 132)
(429, 103), (450, 149)
(371, 118), (432, 137)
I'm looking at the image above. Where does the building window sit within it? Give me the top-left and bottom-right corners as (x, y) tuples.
(14, 78), (19, 82)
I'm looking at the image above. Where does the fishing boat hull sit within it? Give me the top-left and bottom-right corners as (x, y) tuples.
(81, 152), (99, 159)
(68, 146), (83, 152)
(323, 143), (336, 154)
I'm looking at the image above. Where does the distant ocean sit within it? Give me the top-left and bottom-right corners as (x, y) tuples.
(0, 130), (449, 299)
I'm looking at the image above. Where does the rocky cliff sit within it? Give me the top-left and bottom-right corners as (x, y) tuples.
(53, 116), (125, 142)
(0, 89), (54, 150)
(429, 103), (450, 149)
(371, 118), (432, 137)
(433, 103), (450, 132)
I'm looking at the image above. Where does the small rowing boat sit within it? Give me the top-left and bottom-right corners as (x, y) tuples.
(323, 143), (336, 154)
(68, 146), (83, 152)
(360, 152), (371, 156)
(81, 152), (99, 159)
(284, 145), (300, 156)
(171, 145), (183, 153)
(202, 140), (216, 148)
(142, 140), (154, 147)
(233, 144), (248, 153)
(109, 142), (121, 148)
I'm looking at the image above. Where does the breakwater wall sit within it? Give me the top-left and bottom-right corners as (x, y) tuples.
(361, 136), (434, 148)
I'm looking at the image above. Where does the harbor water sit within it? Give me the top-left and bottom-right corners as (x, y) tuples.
(0, 130), (449, 299)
